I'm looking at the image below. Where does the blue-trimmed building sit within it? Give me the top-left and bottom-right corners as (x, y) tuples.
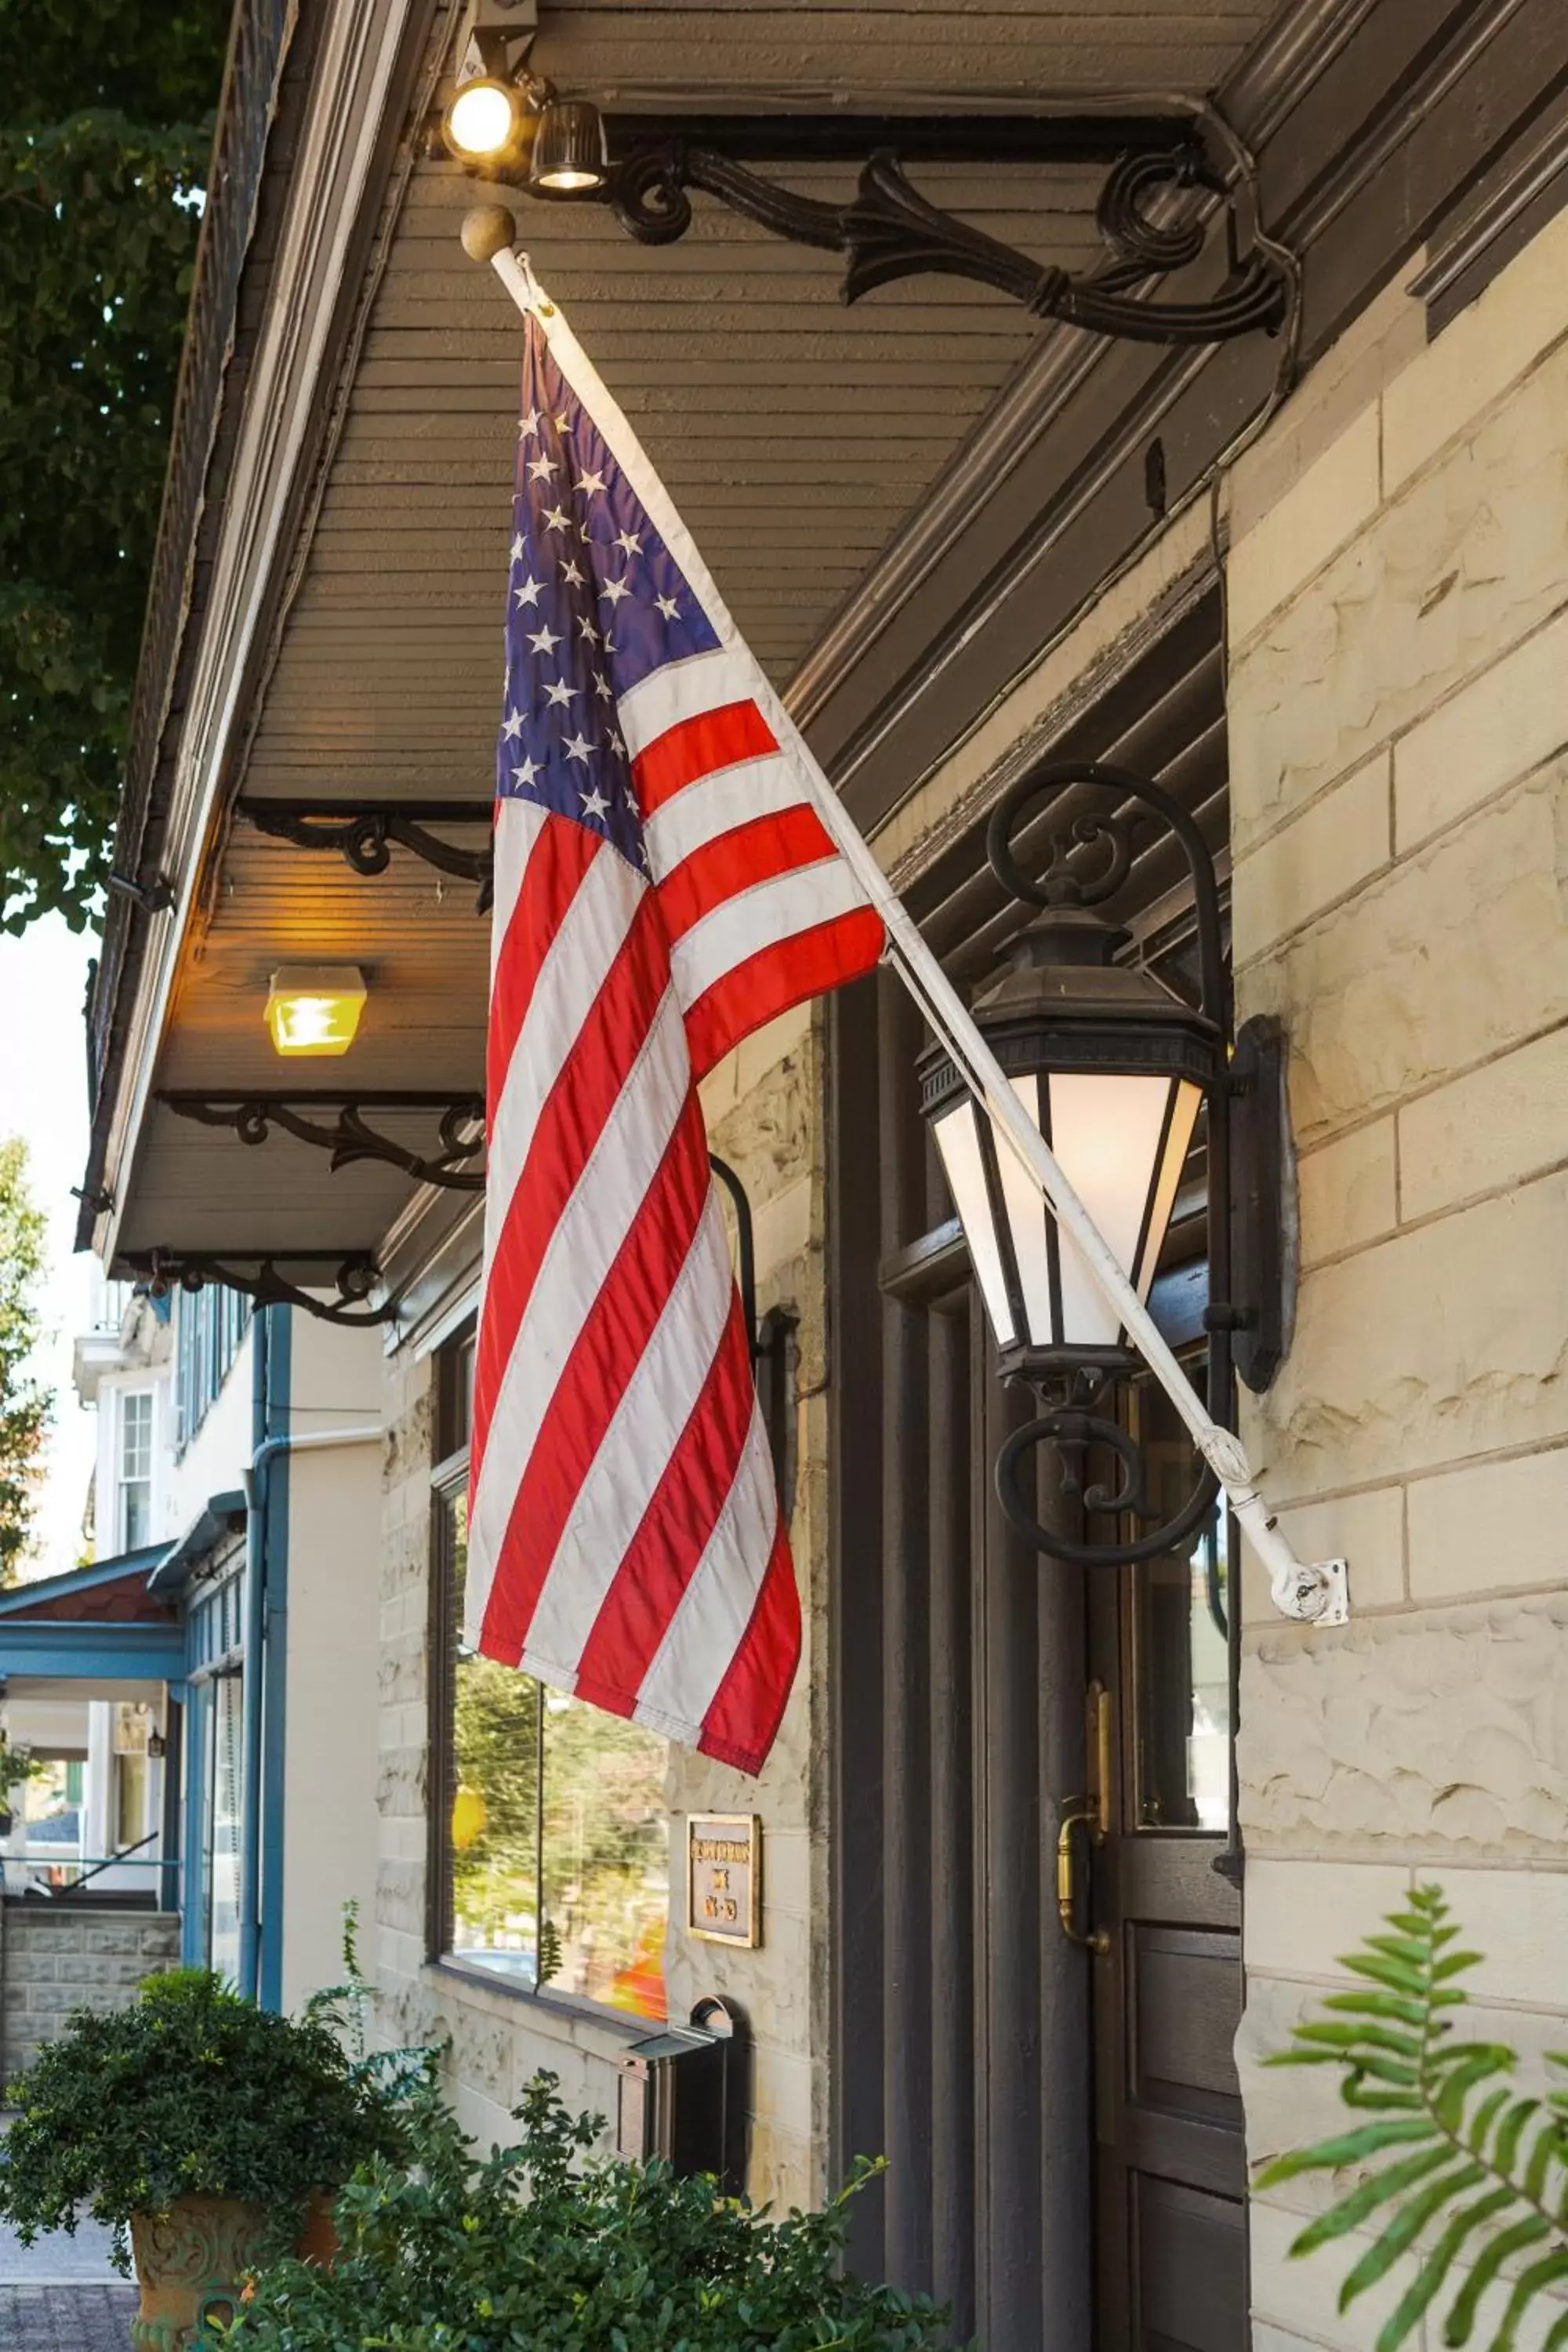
(0, 1284), (383, 2038)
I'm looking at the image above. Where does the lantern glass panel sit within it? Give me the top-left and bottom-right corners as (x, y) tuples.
(1048, 1073), (1187, 1348)
(934, 1100), (1015, 1346)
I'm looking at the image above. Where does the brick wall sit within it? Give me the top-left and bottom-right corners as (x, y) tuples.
(1, 1906), (180, 2088)
(1225, 206), (1568, 2348)
(373, 1004), (830, 2205)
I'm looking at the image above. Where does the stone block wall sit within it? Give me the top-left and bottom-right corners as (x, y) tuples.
(1, 1905), (180, 2089)
(373, 1004), (830, 2206)
(1225, 206), (1568, 2347)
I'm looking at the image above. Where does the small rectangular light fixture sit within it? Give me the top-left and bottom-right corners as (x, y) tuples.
(265, 965), (368, 1058)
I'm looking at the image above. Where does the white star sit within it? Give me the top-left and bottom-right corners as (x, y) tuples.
(655, 592), (680, 622)
(543, 678), (576, 710)
(526, 452), (557, 484)
(554, 411), (572, 434)
(615, 528), (642, 559)
(577, 467), (608, 498)
(601, 575), (632, 607)
(577, 615), (601, 645)
(500, 708), (524, 742)
(511, 756), (541, 788)
(625, 782), (641, 820)
(601, 632), (617, 655)
(579, 785), (611, 820)
(517, 407), (542, 440)
(608, 729), (626, 758)
(562, 731), (593, 764)
(592, 671), (613, 702)
(513, 574), (543, 608)
(526, 624), (561, 656)
(542, 503), (572, 534)
(510, 532), (526, 564)
(560, 556), (586, 586)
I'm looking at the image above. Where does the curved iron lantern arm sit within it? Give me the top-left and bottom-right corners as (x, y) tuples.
(612, 144), (1289, 347)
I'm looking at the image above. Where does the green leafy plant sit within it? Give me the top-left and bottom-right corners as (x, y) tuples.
(0, 1732), (52, 1789)
(0, 1968), (409, 2272)
(0, 1137), (50, 1581)
(224, 2069), (959, 2350)
(1256, 1885), (1568, 2350)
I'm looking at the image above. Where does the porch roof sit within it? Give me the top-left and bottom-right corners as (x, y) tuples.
(79, 0), (1557, 1301)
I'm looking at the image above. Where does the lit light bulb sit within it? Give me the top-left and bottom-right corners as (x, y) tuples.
(264, 967), (368, 1058)
(444, 78), (521, 162)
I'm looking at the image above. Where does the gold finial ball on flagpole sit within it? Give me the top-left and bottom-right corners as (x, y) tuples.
(460, 203), (518, 263)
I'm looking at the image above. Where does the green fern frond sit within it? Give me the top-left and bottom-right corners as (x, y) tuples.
(1256, 1886), (1568, 2352)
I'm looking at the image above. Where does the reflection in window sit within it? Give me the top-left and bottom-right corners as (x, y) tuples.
(438, 1481), (669, 2020)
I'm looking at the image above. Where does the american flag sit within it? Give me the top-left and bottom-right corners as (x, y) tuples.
(465, 302), (884, 1776)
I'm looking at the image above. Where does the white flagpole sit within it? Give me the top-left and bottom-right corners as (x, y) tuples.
(464, 209), (1345, 1628)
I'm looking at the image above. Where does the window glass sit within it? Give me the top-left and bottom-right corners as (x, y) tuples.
(437, 1461), (669, 2020)
(120, 1392), (153, 1551)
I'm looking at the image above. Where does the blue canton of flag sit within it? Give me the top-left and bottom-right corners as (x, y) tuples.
(498, 336), (721, 876)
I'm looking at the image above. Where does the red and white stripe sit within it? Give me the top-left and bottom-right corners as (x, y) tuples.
(466, 314), (883, 1776)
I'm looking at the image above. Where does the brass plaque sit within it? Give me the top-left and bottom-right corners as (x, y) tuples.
(687, 1813), (760, 1947)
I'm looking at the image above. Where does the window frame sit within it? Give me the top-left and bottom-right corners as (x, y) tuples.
(118, 1388), (154, 1552)
(423, 1324), (669, 2026)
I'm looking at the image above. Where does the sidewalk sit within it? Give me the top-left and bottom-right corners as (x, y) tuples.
(0, 2200), (137, 2346)
(0, 2283), (140, 2347)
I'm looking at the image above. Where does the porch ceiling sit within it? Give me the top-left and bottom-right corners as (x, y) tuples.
(113, 0), (1280, 1278)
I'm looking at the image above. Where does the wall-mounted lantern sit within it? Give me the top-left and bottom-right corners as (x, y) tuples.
(918, 760), (1293, 1570)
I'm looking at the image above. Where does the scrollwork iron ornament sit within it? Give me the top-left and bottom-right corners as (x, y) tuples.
(979, 759), (1238, 1577)
(128, 1250), (394, 1328)
(612, 143), (1289, 347)
(160, 1091), (487, 1193)
(238, 800), (495, 912)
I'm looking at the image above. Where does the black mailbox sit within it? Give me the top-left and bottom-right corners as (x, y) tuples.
(617, 1995), (750, 2195)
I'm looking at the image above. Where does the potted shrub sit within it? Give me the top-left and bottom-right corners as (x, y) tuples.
(0, 1968), (407, 2347)
(0, 1732), (50, 1836)
(227, 2068), (961, 2349)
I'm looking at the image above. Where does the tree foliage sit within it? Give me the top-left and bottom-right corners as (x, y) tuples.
(1257, 1884), (1568, 2350)
(0, 0), (231, 932)
(0, 1134), (50, 1582)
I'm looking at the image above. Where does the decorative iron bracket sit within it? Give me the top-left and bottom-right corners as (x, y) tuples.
(159, 1091), (486, 1193)
(125, 1250), (394, 1328)
(238, 800), (495, 912)
(608, 142), (1289, 347)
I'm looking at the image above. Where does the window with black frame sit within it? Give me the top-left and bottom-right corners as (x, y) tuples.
(429, 1324), (670, 2019)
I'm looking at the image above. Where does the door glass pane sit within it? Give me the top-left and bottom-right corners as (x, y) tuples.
(1130, 1381), (1232, 1834)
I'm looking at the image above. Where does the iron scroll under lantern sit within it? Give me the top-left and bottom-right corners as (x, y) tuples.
(917, 760), (1292, 1570)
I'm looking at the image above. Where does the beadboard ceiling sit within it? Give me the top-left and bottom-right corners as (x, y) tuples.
(114, 0), (1279, 1275)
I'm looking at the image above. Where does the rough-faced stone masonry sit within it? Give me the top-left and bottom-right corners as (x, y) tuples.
(1228, 207), (1568, 2350)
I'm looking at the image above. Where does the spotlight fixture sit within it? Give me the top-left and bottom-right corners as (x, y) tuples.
(529, 97), (609, 193)
(441, 74), (538, 169)
(264, 967), (368, 1058)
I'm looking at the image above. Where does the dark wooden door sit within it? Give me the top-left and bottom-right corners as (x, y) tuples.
(1083, 1382), (1247, 2352)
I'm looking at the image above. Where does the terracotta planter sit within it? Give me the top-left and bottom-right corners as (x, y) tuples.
(130, 2196), (272, 2349)
(129, 2190), (338, 2347)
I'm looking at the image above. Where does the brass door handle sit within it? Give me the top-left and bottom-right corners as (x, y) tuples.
(1056, 1799), (1109, 1956)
